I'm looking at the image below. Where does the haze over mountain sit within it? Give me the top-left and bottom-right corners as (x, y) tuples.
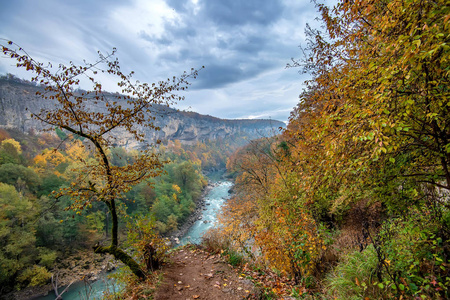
(0, 76), (285, 148)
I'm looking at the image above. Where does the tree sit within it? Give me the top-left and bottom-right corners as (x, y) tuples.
(281, 0), (450, 295)
(0, 163), (41, 193)
(0, 183), (40, 290)
(1, 40), (200, 279)
(289, 0), (450, 196)
(0, 138), (23, 165)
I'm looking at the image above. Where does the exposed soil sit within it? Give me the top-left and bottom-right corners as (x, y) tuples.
(154, 246), (260, 300)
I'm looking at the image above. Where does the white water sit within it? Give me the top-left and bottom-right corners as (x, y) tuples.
(34, 180), (232, 299)
(179, 180), (232, 245)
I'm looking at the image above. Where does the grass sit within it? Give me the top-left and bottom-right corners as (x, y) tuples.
(324, 244), (381, 299)
(226, 249), (245, 266)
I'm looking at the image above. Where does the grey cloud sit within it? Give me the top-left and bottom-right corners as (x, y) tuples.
(230, 35), (267, 53)
(192, 61), (273, 89)
(201, 0), (284, 26)
(193, 64), (245, 89)
(165, 0), (189, 13)
(139, 31), (173, 45)
(1, 0), (324, 122)
(138, 31), (154, 42)
(163, 20), (198, 39)
(147, 1), (283, 89)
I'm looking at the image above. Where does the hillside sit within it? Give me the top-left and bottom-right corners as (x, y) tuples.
(0, 76), (284, 147)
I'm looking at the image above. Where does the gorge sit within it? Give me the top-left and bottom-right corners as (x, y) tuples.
(0, 76), (285, 147)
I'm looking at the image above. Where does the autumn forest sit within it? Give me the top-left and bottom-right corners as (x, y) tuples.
(1, 0), (449, 299)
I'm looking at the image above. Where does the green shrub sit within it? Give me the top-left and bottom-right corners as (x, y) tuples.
(38, 247), (57, 268)
(226, 249), (244, 267)
(17, 265), (51, 287)
(325, 244), (381, 299)
(376, 213), (450, 299)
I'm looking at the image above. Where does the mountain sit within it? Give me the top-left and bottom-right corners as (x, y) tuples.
(0, 76), (285, 147)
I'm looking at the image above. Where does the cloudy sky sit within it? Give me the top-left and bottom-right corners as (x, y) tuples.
(0, 0), (329, 122)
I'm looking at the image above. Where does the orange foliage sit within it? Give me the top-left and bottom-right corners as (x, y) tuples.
(33, 149), (67, 176)
(0, 129), (11, 142)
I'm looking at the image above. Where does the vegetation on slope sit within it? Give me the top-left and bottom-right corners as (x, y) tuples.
(206, 0), (450, 299)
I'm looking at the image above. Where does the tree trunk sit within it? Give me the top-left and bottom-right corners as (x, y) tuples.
(93, 244), (146, 279)
(95, 198), (146, 279)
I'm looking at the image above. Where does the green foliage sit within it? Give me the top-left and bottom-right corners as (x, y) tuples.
(37, 248), (57, 269)
(0, 138), (23, 165)
(37, 174), (67, 198)
(325, 245), (380, 299)
(0, 183), (37, 289)
(151, 195), (175, 224)
(86, 211), (105, 233)
(225, 249), (245, 267)
(126, 158), (205, 234)
(374, 211), (450, 299)
(16, 265), (51, 287)
(124, 215), (168, 273)
(54, 127), (67, 141)
(0, 163), (41, 193)
(109, 147), (134, 167)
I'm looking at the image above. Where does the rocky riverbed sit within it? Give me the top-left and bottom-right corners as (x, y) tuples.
(167, 182), (216, 246)
(7, 179), (226, 300)
(7, 250), (118, 300)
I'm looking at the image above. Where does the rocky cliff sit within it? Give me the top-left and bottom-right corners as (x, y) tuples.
(0, 77), (285, 147)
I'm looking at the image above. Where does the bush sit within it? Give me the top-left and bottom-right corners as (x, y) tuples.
(16, 265), (52, 287)
(202, 227), (230, 254)
(38, 247), (57, 268)
(226, 249), (244, 267)
(376, 212), (450, 299)
(325, 244), (381, 299)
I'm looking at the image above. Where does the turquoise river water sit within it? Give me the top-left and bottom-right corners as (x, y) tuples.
(34, 180), (232, 300)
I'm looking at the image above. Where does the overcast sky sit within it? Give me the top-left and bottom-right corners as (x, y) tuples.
(0, 0), (329, 122)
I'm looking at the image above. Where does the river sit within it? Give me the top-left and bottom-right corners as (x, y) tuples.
(179, 180), (232, 245)
(34, 179), (232, 300)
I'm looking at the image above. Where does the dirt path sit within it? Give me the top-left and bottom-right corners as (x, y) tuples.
(154, 247), (258, 300)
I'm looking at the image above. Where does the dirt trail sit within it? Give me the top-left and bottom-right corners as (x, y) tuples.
(154, 247), (258, 300)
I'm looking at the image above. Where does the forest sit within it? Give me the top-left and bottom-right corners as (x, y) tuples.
(0, 121), (257, 295)
(1, 0), (449, 299)
(203, 0), (450, 299)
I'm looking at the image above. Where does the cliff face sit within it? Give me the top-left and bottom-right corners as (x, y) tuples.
(0, 78), (285, 147)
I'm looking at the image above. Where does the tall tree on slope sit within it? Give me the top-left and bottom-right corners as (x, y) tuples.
(1, 40), (200, 279)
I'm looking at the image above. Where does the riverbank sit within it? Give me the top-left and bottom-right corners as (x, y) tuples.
(5, 249), (118, 300)
(7, 177), (230, 300)
(167, 182), (215, 245)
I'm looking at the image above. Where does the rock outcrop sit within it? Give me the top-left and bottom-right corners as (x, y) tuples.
(0, 77), (285, 147)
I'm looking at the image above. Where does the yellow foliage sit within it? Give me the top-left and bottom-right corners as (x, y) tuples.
(65, 140), (88, 161)
(33, 149), (67, 175)
(172, 184), (181, 194)
(1, 138), (22, 154)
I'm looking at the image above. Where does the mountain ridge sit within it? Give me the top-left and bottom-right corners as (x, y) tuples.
(0, 76), (285, 147)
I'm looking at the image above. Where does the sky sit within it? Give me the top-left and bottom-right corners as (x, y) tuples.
(0, 0), (328, 123)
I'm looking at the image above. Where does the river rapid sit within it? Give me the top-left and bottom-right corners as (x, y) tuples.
(179, 180), (232, 245)
(33, 179), (233, 300)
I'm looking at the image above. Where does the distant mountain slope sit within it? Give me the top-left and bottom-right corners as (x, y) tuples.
(0, 77), (285, 147)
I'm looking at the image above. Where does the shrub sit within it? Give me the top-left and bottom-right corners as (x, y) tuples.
(38, 247), (57, 268)
(325, 244), (381, 299)
(226, 249), (244, 267)
(16, 265), (52, 287)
